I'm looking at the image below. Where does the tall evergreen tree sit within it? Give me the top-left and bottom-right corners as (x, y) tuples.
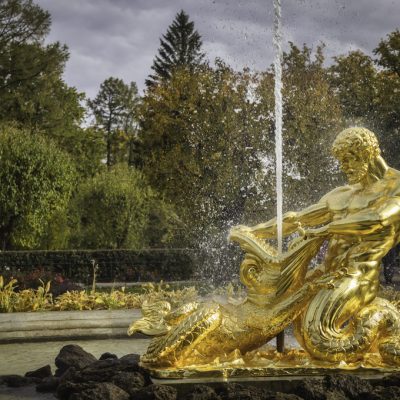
(146, 10), (205, 87)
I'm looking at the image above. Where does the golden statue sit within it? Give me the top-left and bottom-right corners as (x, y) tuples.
(129, 127), (400, 376)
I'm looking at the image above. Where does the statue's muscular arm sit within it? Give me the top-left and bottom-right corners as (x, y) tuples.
(307, 197), (400, 238)
(240, 199), (333, 239)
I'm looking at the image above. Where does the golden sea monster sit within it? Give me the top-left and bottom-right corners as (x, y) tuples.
(128, 127), (400, 369)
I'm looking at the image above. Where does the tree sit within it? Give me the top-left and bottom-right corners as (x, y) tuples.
(330, 38), (400, 169)
(329, 50), (377, 125)
(257, 43), (344, 211)
(0, 0), (50, 45)
(0, 0), (85, 136)
(70, 164), (177, 249)
(0, 125), (76, 250)
(374, 29), (400, 78)
(138, 62), (271, 254)
(146, 10), (205, 87)
(0, 0), (87, 174)
(88, 78), (140, 168)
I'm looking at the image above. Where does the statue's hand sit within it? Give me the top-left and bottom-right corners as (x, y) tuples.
(303, 226), (329, 239)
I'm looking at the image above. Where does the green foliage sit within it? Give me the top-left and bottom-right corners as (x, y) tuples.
(0, 276), (53, 312)
(0, 249), (196, 283)
(139, 62), (271, 248)
(274, 43), (343, 208)
(0, 0), (85, 137)
(329, 51), (377, 124)
(138, 47), (345, 249)
(88, 77), (140, 168)
(0, 0), (88, 182)
(146, 10), (205, 87)
(0, 126), (76, 250)
(329, 32), (400, 169)
(0, 0), (50, 45)
(0, 275), (198, 313)
(70, 164), (176, 249)
(374, 29), (400, 78)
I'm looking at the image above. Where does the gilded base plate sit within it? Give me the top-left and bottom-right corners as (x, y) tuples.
(142, 347), (400, 379)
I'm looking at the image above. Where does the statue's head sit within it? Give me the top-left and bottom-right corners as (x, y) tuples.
(332, 127), (380, 184)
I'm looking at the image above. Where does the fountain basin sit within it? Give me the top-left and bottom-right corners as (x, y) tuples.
(0, 309), (141, 343)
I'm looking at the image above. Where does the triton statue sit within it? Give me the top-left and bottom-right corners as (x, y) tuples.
(128, 127), (400, 373)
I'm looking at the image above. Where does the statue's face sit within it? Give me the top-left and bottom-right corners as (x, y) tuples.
(337, 149), (369, 184)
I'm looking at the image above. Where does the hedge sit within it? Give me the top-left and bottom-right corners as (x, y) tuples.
(0, 249), (199, 284)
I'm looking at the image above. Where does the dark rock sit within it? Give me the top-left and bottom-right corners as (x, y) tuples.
(57, 357), (148, 391)
(25, 364), (52, 379)
(183, 385), (221, 400)
(57, 380), (129, 400)
(59, 366), (78, 382)
(291, 378), (326, 400)
(216, 383), (267, 400)
(324, 374), (372, 399)
(361, 385), (400, 400)
(119, 354), (151, 384)
(293, 375), (371, 400)
(131, 384), (177, 400)
(265, 394), (303, 400)
(100, 352), (118, 360)
(36, 376), (60, 392)
(57, 380), (89, 400)
(68, 382), (130, 400)
(111, 371), (146, 395)
(72, 358), (123, 382)
(65, 358), (146, 383)
(1, 374), (41, 387)
(55, 344), (97, 377)
(119, 353), (141, 365)
(379, 373), (400, 387)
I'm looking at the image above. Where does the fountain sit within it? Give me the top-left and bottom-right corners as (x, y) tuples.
(128, 0), (400, 382)
(129, 126), (400, 379)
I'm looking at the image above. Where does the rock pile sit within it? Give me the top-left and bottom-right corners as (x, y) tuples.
(1, 344), (400, 399)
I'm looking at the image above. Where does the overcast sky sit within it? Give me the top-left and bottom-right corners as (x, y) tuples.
(35, 0), (399, 99)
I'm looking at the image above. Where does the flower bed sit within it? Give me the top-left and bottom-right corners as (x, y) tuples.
(0, 276), (198, 313)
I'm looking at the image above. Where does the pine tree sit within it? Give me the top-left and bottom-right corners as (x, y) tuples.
(88, 77), (140, 168)
(146, 10), (205, 87)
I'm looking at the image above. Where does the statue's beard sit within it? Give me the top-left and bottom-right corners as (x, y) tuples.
(346, 164), (369, 184)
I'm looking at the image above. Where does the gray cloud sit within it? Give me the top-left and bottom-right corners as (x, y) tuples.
(35, 0), (399, 98)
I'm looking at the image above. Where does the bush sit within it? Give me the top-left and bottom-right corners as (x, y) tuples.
(70, 164), (178, 249)
(0, 126), (76, 250)
(0, 249), (197, 284)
